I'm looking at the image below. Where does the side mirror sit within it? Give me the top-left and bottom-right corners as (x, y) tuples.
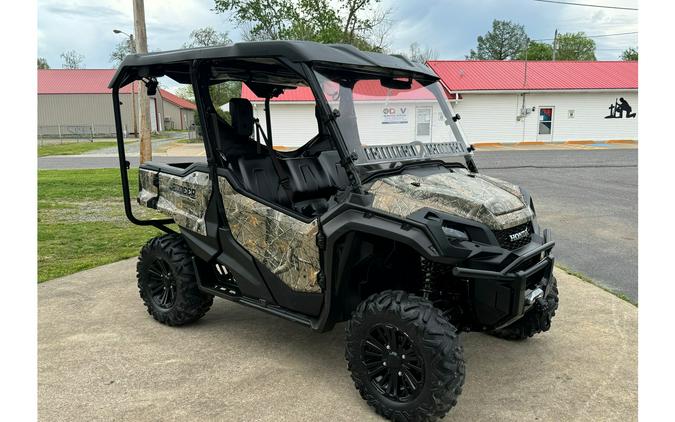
(145, 78), (158, 96)
(381, 77), (413, 90)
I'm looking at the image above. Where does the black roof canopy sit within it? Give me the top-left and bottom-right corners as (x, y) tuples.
(108, 40), (438, 88)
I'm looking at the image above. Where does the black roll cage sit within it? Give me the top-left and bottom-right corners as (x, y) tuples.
(111, 55), (477, 233)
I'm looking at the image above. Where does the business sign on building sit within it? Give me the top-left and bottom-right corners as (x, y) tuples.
(382, 106), (408, 124)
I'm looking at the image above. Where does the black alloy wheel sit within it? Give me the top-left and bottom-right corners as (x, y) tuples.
(137, 234), (213, 326)
(346, 290), (465, 422)
(362, 323), (425, 402)
(145, 258), (177, 310)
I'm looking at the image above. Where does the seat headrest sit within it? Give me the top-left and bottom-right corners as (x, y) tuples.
(229, 98), (254, 138)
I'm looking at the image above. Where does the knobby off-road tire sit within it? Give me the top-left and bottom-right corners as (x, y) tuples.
(346, 290), (465, 422)
(137, 234), (213, 326)
(490, 277), (559, 341)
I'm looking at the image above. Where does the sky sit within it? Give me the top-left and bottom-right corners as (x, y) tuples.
(37, 0), (639, 70)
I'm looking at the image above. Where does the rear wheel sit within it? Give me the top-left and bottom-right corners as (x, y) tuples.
(137, 234), (213, 326)
(346, 290), (465, 422)
(490, 277), (559, 340)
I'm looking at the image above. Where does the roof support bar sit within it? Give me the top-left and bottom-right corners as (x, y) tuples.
(112, 86), (175, 234)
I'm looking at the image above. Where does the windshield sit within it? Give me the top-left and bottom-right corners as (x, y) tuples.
(313, 69), (469, 170)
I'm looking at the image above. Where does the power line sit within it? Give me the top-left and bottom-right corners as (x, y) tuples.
(532, 31), (638, 41)
(533, 0), (638, 11)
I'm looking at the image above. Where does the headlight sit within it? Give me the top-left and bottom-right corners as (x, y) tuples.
(442, 226), (469, 241)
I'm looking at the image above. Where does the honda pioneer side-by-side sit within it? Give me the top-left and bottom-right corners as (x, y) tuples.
(110, 41), (558, 421)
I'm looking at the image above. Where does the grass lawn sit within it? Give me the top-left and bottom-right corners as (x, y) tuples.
(175, 138), (203, 144)
(38, 168), (165, 282)
(38, 141), (118, 157)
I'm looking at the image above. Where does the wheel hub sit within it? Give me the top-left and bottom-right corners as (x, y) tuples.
(146, 259), (177, 310)
(384, 351), (402, 369)
(362, 323), (425, 402)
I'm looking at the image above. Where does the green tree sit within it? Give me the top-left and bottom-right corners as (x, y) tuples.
(517, 41), (553, 60)
(183, 26), (232, 48)
(110, 39), (135, 66)
(178, 26), (239, 122)
(213, 0), (390, 51)
(467, 20), (528, 60)
(37, 57), (50, 69)
(60, 50), (85, 69)
(621, 47), (638, 61)
(555, 32), (596, 60)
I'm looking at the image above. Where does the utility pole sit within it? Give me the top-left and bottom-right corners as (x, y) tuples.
(113, 30), (138, 136)
(133, 0), (152, 163)
(552, 29), (558, 61)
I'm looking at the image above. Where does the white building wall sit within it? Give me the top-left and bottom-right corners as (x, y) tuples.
(255, 100), (452, 148)
(38, 93), (134, 133)
(252, 102), (318, 148)
(253, 90), (638, 147)
(453, 91), (638, 143)
(38, 92), (168, 136)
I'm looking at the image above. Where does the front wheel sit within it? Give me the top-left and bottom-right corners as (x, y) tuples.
(346, 290), (465, 422)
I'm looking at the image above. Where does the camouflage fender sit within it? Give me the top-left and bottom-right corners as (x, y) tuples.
(218, 177), (321, 293)
(369, 168), (533, 231)
(138, 169), (158, 206)
(138, 168), (212, 235)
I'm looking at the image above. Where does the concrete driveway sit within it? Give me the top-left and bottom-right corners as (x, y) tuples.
(38, 259), (637, 421)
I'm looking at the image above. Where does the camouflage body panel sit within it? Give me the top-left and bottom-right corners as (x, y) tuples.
(138, 168), (212, 235)
(368, 168), (533, 231)
(138, 169), (158, 206)
(218, 177), (321, 293)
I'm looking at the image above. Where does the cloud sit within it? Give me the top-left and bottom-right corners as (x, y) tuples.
(38, 0), (234, 68)
(382, 0), (637, 60)
(37, 0), (637, 69)
(42, 3), (126, 19)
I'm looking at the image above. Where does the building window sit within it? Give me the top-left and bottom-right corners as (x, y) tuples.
(416, 107), (432, 137)
(539, 107), (553, 135)
(568, 110), (575, 118)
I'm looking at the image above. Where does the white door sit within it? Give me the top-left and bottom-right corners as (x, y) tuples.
(536, 107), (554, 142)
(415, 106), (432, 142)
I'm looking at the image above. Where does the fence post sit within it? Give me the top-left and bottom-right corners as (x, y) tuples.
(90, 123), (94, 142)
(58, 125), (62, 143)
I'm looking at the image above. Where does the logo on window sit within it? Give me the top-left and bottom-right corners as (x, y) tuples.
(605, 98), (636, 119)
(382, 107), (408, 124)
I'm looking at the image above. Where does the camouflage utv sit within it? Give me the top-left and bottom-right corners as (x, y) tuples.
(110, 41), (558, 422)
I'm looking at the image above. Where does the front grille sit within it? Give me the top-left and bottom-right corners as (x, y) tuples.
(494, 222), (533, 251)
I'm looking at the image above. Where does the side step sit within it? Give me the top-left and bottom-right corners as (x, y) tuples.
(192, 258), (316, 329)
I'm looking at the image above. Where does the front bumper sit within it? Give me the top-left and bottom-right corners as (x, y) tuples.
(452, 229), (556, 330)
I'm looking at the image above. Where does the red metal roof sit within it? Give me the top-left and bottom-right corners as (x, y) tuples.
(38, 69), (134, 94)
(426, 60), (638, 92)
(37, 69), (197, 110)
(159, 89), (197, 110)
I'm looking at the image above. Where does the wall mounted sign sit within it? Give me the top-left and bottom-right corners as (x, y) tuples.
(605, 97), (636, 119)
(382, 106), (408, 124)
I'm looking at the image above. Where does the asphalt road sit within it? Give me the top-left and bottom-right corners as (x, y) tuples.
(473, 149), (638, 302)
(38, 260), (637, 421)
(38, 149), (638, 302)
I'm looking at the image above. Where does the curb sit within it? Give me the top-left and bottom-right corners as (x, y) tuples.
(473, 140), (638, 149)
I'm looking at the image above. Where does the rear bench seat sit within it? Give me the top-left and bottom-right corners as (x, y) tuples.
(235, 150), (349, 216)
